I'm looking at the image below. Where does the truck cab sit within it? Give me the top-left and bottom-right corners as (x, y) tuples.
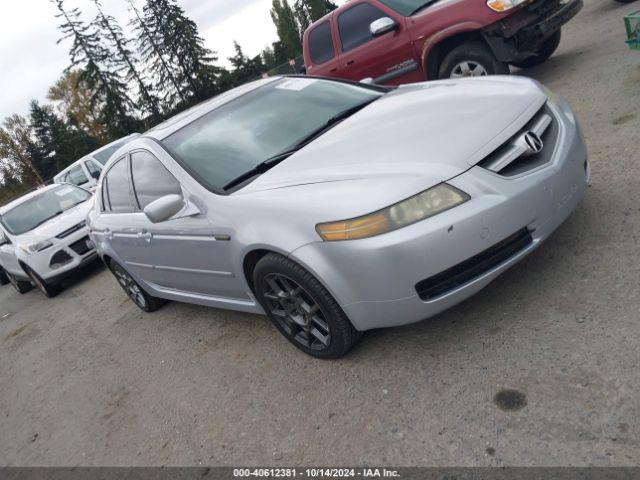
(302, 0), (583, 85)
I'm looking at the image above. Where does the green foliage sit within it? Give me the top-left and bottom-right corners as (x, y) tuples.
(294, 0), (338, 34)
(271, 0), (303, 60)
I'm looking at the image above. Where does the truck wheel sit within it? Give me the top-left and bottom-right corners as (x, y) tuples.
(438, 41), (509, 79)
(0, 267), (9, 286)
(511, 30), (562, 69)
(23, 265), (61, 298)
(253, 253), (361, 359)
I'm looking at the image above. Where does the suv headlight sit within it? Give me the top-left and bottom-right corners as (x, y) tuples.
(316, 184), (470, 241)
(20, 240), (53, 254)
(487, 0), (528, 12)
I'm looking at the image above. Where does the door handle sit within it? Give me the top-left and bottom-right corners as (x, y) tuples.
(330, 67), (338, 73)
(346, 60), (355, 66)
(138, 231), (153, 243)
(104, 229), (113, 240)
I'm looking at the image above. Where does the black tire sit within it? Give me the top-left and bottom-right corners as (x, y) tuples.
(108, 260), (165, 312)
(253, 253), (361, 359)
(6, 271), (32, 294)
(438, 41), (510, 79)
(0, 267), (9, 286)
(22, 264), (61, 298)
(511, 30), (562, 69)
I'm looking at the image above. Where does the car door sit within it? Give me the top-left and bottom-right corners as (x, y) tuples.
(335, 1), (421, 85)
(125, 150), (237, 298)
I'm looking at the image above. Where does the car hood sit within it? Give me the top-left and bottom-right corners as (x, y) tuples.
(240, 76), (547, 194)
(14, 200), (93, 245)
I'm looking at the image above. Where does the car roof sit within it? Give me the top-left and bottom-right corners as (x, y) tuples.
(145, 77), (278, 141)
(0, 184), (61, 215)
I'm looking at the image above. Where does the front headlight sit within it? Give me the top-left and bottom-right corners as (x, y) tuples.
(20, 240), (53, 254)
(486, 0), (528, 12)
(316, 184), (470, 242)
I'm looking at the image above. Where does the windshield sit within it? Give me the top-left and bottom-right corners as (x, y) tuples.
(162, 78), (384, 192)
(94, 140), (128, 165)
(0, 185), (91, 236)
(378, 0), (439, 16)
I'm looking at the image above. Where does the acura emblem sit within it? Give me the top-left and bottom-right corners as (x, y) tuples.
(524, 131), (544, 153)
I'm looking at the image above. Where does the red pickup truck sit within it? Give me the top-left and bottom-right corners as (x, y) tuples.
(302, 0), (583, 84)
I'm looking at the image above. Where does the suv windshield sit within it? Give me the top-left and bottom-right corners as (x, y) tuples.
(0, 185), (91, 236)
(162, 78), (385, 192)
(378, 0), (439, 16)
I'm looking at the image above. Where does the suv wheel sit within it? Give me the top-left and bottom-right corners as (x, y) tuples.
(511, 30), (562, 69)
(253, 253), (361, 359)
(7, 272), (32, 294)
(0, 267), (9, 286)
(23, 265), (61, 298)
(108, 260), (165, 312)
(438, 41), (510, 79)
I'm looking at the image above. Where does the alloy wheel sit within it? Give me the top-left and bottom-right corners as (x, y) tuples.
(450, 61), (488, 78)
(113, 264), (147, 309)
(262, 273), (331, 351)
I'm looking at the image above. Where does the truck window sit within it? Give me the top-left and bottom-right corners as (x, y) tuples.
(309, 21), (335, 65)
(67, 165), (89, 186)
(338, 3), (387, 53)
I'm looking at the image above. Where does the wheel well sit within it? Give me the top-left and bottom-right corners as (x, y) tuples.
(101, 255), (113, 268)
(425, 31), (487, 79)
(243, 249), (273, 295)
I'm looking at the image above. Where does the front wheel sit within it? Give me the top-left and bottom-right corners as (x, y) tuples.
(253, 253), (361, 359)
(438, 41), (510, 79)
(108, 260), (165, 312)
(23, 265), (60, 298)
(511, 30), (562, 69)
(7, 271), (32, 294)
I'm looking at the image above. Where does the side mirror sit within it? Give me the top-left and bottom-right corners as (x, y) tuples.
(143, 194), (186, 224)
(90, 171), (100, 180)
(370, 17), (398, 37)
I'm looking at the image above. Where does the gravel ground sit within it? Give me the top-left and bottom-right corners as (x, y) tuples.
(1, 0), (639, 467)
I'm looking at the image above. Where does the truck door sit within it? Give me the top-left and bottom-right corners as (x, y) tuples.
(305, 20), (342, 78)
(335, 1), (422, 85)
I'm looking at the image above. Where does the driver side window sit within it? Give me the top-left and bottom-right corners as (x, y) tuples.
(130, 151), (182, 210)
(102, 157), (135, 213)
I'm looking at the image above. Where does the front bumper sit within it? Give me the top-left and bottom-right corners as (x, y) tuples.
(485, 0), (584, 61)
(22, 227), (97, 283)
(291, 99), (589, 331)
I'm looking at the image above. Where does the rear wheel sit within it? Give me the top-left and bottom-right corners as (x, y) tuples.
(108, 260), (165, 312)
(438, 41), (510, 79)
(7, 272), (32, 294)
(0, 267), (9, 286)
(511, 30), (562, 69)
(253, 253), (361, 359)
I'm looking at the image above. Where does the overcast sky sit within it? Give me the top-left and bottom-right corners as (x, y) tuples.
(0, 0), (346, 120)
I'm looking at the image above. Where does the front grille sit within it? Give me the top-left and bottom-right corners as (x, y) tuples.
(478, 103), (559, 177)
(415, 228), (533, 301)
(56, 221), (86, 239)
(50, 250), (73, 268)
(69, 236), (92, 255)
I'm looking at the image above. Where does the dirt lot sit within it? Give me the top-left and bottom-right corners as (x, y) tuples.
(1, 0), (639, 467)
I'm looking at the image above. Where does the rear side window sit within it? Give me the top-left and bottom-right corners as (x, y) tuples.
(66, 165), (89, 186)
(338, 3), (387, 52)
(130, 151), (182, 210)
(308, 22), (335, 65)
(102, 157), (133, 213)
(85, 159), (102, 179)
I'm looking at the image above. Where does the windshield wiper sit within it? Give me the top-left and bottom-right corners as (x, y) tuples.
(410, 0), (439, 15)
(223, 99), (378, 191)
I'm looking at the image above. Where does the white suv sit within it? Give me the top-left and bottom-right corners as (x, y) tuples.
(0, 184), (96, 297)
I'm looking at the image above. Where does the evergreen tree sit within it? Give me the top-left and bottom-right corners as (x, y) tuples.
(228, 42), (265, 86)
(91, 0), (161, 121)
(53, 0), (138, 139)
(270, 0), (302, 60)
(28, 101), (98, 179)
(133, 0), (222, 109)
(294, 0), (338, 33)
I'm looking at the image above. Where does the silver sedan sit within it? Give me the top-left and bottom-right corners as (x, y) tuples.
(88, 76), (589, 358)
